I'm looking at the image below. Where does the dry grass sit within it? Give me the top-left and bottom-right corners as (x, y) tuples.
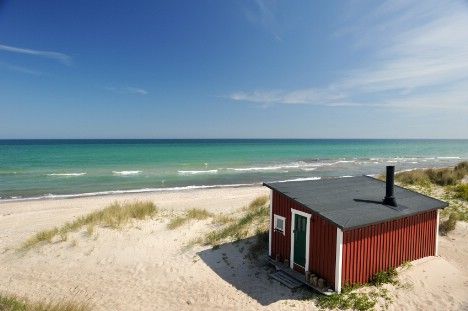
(0, 293), (89, 311)
(394, 161), (468, 187)
(21, 201), (157, 250)
(167, 208), (213, 230)
(245, 195), (269, 210)
(452, 184), (468, 201)
(212, 214), (235, 225)
(198, 196), (270, 247)
(439, 213), (458, 235)
(390, 162), (468, 230)
(247, 230), (269, 259)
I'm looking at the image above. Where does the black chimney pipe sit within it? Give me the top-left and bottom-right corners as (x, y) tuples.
(383, 166), (397, 206)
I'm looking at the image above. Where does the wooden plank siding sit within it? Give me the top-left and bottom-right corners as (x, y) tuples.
(341, 209), (438, 285)
(271, 191), (337, 287)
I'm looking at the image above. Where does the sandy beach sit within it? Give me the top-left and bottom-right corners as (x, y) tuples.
(1, 186), (467, 310)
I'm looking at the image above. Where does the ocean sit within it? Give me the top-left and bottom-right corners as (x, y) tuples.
(1, 139), (467, 201)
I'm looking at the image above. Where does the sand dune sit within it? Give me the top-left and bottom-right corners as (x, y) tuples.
(1, 186), (467, 310)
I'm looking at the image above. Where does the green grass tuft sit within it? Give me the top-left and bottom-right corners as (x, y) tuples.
(21, 200), (157, 250)
(247, 230), (269, 259)
(313, 267), (398, 310)
(200, 196), (269, 247)
(247, 195), (269, 209)
(186, 208), (213, 220)
(167, 216), (187, 230)
(369, 268), (398, 286)
(0, 293), (90, 311)
(452, 184), (468, 201)
(395, 161), (468, 187)
(167, 208), (213, 230)
(439, 213), (458, 235)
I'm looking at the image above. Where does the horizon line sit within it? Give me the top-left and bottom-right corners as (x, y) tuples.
(1, 138), (468, 141)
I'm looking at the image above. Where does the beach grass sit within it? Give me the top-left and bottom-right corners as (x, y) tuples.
(390, 161), (468, 234)
(21, 200), (157, 250)
(311, 267), (400, 311)
(394, 161), (468, 187)
(369, 268), (398, 286)
(167, 208), (213, 230)
(0, 293), (89, 311)
(439, 213), (458, 235)
(199, 195), (269, 247)
(452, 184), (468, 201)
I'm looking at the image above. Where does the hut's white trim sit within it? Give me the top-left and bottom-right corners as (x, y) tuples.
(269, 190), (273, 256)
(290, 208), (311, 271)
(435, 209), (440, 256)
(335, 228), (343, 293)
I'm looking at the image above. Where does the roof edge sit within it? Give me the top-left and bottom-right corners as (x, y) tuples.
(263, 178), (449, 231)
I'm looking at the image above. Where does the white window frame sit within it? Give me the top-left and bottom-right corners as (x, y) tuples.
(273, 214), (286, 235)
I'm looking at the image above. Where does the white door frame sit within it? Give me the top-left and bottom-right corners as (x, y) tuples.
(290, 208), (311, 271)
(435, 209), (440, 256)
(268, 190), (273, 257)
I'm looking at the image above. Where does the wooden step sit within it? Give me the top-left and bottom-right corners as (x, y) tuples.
(271, 270), (303, 289)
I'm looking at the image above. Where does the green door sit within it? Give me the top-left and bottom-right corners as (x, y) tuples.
(293, 214), (307, 267)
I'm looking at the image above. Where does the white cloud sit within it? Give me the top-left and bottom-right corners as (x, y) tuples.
(0, 43), (71, 65)
(106, 86), (148, 95)
(243, 0), (282, 41)
(231, 0), (468, 110)
(229, 88), (347, 106)
(125, 87), (148, 95)
(0, 61), (42, 75)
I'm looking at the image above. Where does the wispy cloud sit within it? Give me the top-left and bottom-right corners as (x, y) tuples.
(231, 0), (468, 110)
(230, 88), (348, 106)
(0, 61), (42, 76)
(106, 86), (148, 95)
(243, 0), (282, 41)
(0, 43), (71, 65)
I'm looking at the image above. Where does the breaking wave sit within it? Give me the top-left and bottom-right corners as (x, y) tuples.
(178, 169), (218, 175)
(47, 172), (86, 176)
(112, 170), (142, 175)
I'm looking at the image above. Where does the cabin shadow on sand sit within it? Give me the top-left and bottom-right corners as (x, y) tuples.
(197, 234), (315, 306)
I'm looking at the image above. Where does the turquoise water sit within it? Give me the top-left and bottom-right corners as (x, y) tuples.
(1, 139), (467, 200)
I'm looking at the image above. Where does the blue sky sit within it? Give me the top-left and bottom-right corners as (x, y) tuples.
(0, 0), (467, 139)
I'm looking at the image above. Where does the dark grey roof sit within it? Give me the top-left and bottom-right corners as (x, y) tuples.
(264, 176), (447, 230)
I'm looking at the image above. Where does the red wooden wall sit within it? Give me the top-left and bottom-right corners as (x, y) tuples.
(341, 210), (437, 285)
(271, 190), (337, 287)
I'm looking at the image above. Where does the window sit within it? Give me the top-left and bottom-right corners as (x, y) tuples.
(274, 214), (286, 234)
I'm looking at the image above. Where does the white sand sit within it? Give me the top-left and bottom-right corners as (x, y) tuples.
(1, 186), (467, 310)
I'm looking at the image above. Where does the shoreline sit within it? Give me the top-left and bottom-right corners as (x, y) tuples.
(0, 182), (263, 204)
(0, 165), (440, 204)
(0, 185), (269, 248)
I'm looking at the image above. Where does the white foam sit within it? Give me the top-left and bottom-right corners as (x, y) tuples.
(275, 177), (321, 183)
(436, 156), (461, 159)
(112, 170), (142, 176)
(301, 167), (317, 171)
(340, 175), (353, 178)
(47, 172), (87, 177)
(178, 169), (218, 175)
(227, 164), (300, 172)
(0, 183), (259, 202)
